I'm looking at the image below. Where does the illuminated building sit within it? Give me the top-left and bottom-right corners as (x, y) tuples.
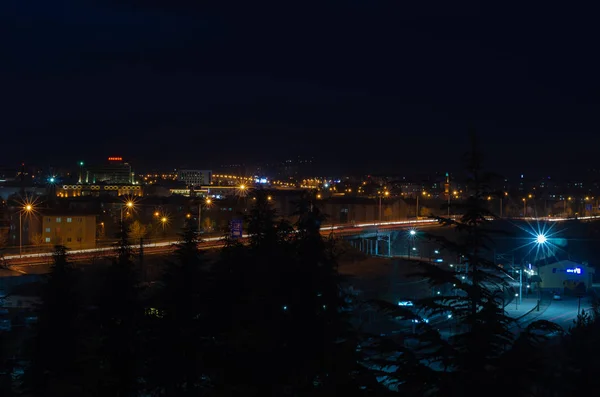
(41, 212), (97, 249)
(56, 184), (142, 198)
(84, 157), (134, 184)
(177, 169), (212, 187)
(537, 260), (594, 292)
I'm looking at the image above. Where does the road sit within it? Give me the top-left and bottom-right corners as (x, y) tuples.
(518, 296), (590, 332)
(4, 219), (442, 267)
(7, 213), (600, 263)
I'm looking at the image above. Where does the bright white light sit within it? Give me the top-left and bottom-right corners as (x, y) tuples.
(536, 234), (547, 244)
(409, 230), (416, 236)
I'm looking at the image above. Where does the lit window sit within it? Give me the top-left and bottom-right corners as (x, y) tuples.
(67, 218), (72, 223)
(45, 238), (51, 243)
(56, 217), (62, 223)
(45, 228), (50, 233)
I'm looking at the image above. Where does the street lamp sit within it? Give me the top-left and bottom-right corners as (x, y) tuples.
(378, 190), (389, 224)
(534, 233), (548, 311)
(121, 200), (134, 222)
(198, 197), (212, 233)
(20, 204), (34, 257)
(522, 198), (526, 217)
(161, 216), (168, 232)
(408, 229), (417, 258)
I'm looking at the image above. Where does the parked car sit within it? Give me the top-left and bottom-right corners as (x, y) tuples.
(553, 293), (562, 300)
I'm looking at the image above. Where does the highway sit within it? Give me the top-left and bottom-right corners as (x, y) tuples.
(6, 213), (600, 268)
(4, 219), (441, 267)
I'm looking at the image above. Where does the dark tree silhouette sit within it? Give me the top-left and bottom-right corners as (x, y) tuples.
(286, 193), (378, 394)
(25, 245), (82, 396)
(146, 220), (213, 395)
(369, 135), (560, 396)
(96, 221), (143, 396)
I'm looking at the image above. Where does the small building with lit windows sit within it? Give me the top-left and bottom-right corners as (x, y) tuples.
(41, 212), (97, 250)
(537, 260), (594, 293)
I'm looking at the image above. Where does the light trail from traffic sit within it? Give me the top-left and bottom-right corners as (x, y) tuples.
(5, 215), (597, 264)
(5, 219), (440, 263)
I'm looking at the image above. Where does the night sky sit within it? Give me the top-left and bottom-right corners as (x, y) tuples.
(4, 2), (600, 177)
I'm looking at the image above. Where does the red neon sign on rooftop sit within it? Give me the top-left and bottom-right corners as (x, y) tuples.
(108, 157), (123, 161)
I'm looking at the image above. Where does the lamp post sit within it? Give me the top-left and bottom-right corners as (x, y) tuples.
(198, 197), (212, 233)
(121, 200), (134, 223)
(522, 198), (526, 217)
(378, 190), (389, 224)
(408, 229), (416, 258)
(534, 233), (547, 311)
(19, 204), (34, 257)
(161, 216), (168, 237)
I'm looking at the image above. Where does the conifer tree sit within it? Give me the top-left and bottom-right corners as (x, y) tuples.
(26, 245), (81, 396)
(371, 135), (560, 396)
(96, 220), (142, 396)
(147, 219), (213, 395)
(287, 193), (376, 394)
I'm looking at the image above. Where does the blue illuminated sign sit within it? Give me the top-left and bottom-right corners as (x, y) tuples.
(230, 219), (243, 239)
(566, 267), (582, 274)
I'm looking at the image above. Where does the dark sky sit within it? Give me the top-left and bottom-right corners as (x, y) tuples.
(4, 1), (600, 177)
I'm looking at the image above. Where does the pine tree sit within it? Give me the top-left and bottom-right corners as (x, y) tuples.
(286, 193), (376, 394)
(147, 219), (213, 395)
(26, 245), (81, 396)
(96, 220), (142, 396)
(207, 191), (293, 395)
(370, 135), (560, 396)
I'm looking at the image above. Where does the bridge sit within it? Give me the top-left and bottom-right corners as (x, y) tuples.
(6, 215), (600, 267)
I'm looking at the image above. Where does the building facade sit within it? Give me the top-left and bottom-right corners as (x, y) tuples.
(85, 157), (134, 184)
(538, 260), (594, 292)
(178, 170), (212, 187)
(41, 213), (97, 249)
(56, 184), (142, 198)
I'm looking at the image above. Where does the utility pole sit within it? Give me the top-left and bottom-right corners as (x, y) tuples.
(416, 194), (419, 220)
(446, 172), (450, 218)
(139, 237), (144, 282)
(198, 201), (202, 233)
(519, 261), (523, 305)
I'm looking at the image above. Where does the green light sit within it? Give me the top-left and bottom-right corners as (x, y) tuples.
(79, 161), (84, 166)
